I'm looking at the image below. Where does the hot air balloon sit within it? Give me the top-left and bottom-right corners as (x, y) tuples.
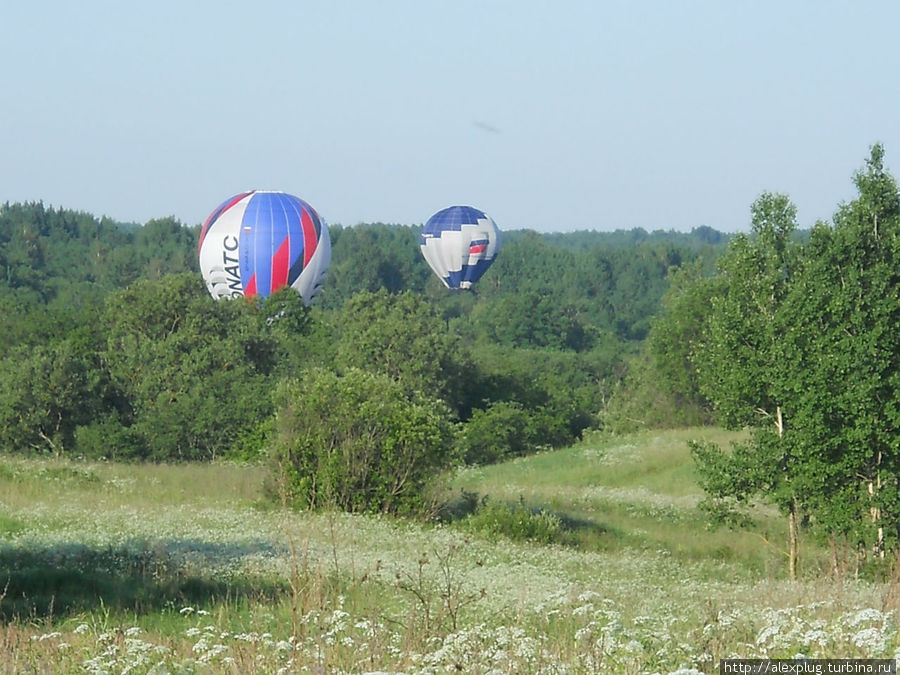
(419, 205), (501, 289)
(198, 190), (331, 305)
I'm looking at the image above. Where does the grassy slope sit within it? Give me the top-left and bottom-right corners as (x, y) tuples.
(1, 429), (898, 672)
(448, 427), (791, 570)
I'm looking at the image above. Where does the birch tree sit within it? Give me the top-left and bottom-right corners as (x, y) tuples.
(690, 191), (806, 578)
(785, 144), (900, 566)
(691, 146), (900, 577)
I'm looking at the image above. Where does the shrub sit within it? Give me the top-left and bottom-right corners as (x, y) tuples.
(271, 368), (456, 515)
(457, 401), (534, 464)
(460, 497), (565, 545)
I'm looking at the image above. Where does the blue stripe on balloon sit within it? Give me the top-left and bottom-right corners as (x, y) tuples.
(423, 205), (486, 238)
(241, 193), (275, 295)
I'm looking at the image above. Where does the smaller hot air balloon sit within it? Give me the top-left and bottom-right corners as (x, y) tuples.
(420, 205), (501, 289)
(198, 190), (331, 305)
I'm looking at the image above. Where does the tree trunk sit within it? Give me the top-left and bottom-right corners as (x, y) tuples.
(830, 535), (840, 581)
(868, 452), (885, 559)
(775, 406), (798, 580)
(788, 499), (798, 580)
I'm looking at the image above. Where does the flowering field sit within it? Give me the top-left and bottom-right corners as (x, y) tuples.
(1, 429), (899, 673)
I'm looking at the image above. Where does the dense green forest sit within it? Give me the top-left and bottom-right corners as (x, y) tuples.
(0, 200), (727, 479)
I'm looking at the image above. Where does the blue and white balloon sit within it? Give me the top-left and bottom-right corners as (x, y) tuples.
(420, 205), (501, 290)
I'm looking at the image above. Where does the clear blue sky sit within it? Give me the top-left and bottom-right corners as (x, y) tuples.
(3, 1), (899, 232)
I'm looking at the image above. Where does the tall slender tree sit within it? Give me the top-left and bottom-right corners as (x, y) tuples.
(690, 191), (806, 577)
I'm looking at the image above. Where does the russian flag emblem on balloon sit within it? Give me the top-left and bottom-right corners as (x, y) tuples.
(420, 205), (501, 290)
(198, 191), (331, 305)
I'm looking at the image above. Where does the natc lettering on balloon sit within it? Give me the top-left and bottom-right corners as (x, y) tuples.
(222, 235), (243, 296)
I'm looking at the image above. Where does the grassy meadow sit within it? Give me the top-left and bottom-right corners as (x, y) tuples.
(1, 428), (899, 673)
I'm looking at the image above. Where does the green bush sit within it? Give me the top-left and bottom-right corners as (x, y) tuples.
(271, 368), (456, 515)
(457, 401), (533, 464)
(460, 497), (565, 545)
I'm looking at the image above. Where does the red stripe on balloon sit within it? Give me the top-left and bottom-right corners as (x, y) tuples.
(301, 209), (317, 266)
(244, 274), (258, 297)
(271, 236), (291, 291)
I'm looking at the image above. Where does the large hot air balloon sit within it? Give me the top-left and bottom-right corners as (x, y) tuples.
(198, 190), (331, 305)
(419, 205), (501, 289)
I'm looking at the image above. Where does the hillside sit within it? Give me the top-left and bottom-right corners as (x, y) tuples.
(2, 429), (897, 672)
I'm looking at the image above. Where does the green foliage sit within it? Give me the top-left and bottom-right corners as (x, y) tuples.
(225, 416), (276, 464)
(456, 401), (535, 464)
(689, 434), (785, 528)
(680, 145), (900, 568)
(0, 202), (194, 334)
(777, 143), (900, 553)
(272, 368), (457, 515)
(644, 259), (719, 421)
(335, 289), (464, 407)
(319, 224), (429, 308)
(467, 290), (593, 350)
(0, 337), (112, 456)
(99, 274), (275, 461)
(603, 348), (712, 434)
(0, 274), (321, 461)
(693, 191), (800, 429)
(459, 497), (567, 545)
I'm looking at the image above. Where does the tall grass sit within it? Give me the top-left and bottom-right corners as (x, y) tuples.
(1, 430), (899, 673)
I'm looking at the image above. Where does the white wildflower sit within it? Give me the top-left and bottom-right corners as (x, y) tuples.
(847, 608), (884, 628)
(852, 626), (886, 652)
(756, 623), (780, 649)
(801, 629), (828, 647)
(577, 590), (603, 604)
(574, 624), (595, 642)
(206, 644), (229, 660)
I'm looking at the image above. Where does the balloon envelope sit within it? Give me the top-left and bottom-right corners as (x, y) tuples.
(420, 205), (500, 289)
(198, 191), (330, 305)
